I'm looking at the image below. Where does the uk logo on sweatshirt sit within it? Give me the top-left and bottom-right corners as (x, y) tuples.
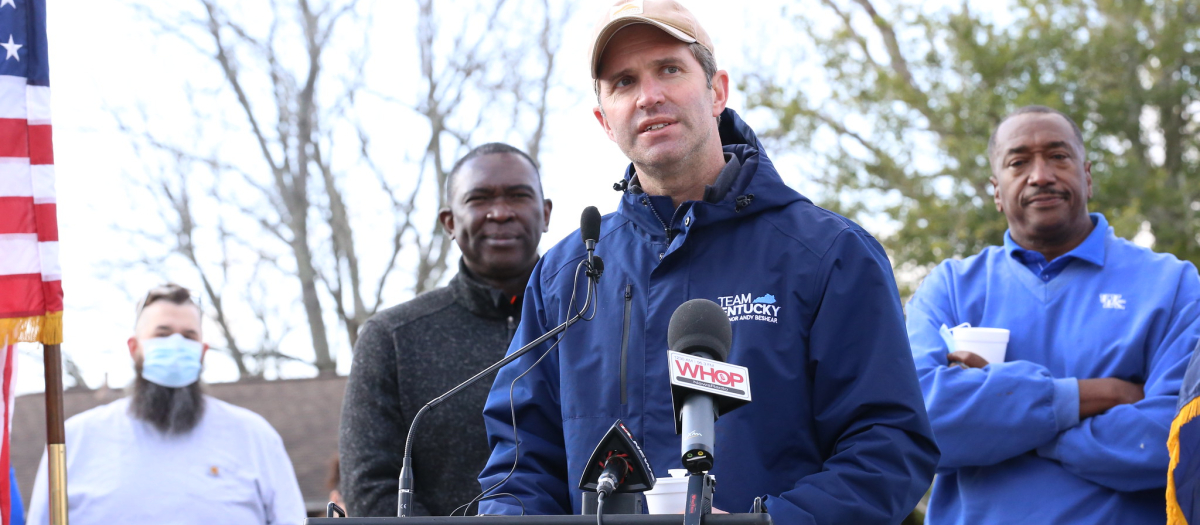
(1100, 294), (1126, 310)
(718, 292), (780, 323)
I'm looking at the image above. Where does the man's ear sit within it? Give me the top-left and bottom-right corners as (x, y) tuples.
(710, 69), (730, 117)
(201, 343), (209, 362)
(990, 176), (1002, 212)
(594, 104), (617, 143)
(542, 199), (553, 232)
(438, 208), (455, 238)
(1084, 161), (1093, 199)
(127, 336), (138, 359)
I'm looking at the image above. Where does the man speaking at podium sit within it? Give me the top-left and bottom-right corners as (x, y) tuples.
(477, 1), (939, 523)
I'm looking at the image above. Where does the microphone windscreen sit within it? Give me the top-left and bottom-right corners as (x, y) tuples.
(667, 298), (732, 362)
(580, 206), (602, 244)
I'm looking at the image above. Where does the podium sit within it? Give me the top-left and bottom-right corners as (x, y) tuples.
(306, 515), (771, 524)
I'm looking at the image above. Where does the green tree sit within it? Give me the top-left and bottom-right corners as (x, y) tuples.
(746, 0), (1200, 293)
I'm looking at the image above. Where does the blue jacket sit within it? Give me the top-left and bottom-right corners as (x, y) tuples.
(478, 109), (939, 524)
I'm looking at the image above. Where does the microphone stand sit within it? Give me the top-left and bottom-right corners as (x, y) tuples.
(397, 255), (603, 517)
(684, 473), (716, 525)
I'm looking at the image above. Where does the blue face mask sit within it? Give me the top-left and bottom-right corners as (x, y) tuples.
(140, 333), (204, 388)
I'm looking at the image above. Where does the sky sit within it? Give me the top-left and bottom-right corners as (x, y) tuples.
(14, 0), (1003, 395)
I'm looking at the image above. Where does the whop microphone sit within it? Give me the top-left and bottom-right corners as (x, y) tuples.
(666, 298), (752, 474)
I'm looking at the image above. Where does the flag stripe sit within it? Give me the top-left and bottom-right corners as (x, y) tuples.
(0, 118), (27, 158)
(0, 158), (31, 197)
(38, 238), (59, 278)
(33, 201), (55, 241)
(0, 235), (38, 275)
(26, 84), (49, 121)
(0, 273), (45, 317)
(29, 123), (51, 164)
(0, 76), (24, 119)
(31, 163), (54, 202)
(42, 277), (62, 312)
(0, 198), (55, 240)
(0, 196), (32, 234)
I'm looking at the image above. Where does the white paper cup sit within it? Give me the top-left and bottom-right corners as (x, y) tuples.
(950, 326), (1009, 365)
(644, 470), (709, 514)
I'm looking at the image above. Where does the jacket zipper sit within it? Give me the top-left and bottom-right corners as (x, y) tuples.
(506, 315), (515, 342)
(641, 196), (676, 243)
(620, 284), (633, 405)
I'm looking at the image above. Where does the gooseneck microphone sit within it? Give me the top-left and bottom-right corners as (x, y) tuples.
(667, 299), (733, 473)
(396, 207), (605, 517)
(581, 206), (603, 280)
(581, 206), (601, 253)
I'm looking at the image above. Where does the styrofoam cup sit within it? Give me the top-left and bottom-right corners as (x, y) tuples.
(950, 326), (1009, 365)
(643, 470), (709, 514)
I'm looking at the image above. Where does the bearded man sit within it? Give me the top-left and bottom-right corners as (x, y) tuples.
(27, 283), (305, 525)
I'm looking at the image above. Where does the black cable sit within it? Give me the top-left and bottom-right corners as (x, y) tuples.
(595, 492), (606, 525)
(455, 334), (565, 515)
(457, 259), (599, 515)
(452, 492), (526, 517)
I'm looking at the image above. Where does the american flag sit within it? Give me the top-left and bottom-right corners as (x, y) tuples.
(0, 0), (60, 523)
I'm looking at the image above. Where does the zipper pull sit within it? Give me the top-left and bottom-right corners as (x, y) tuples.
(625, 284), (632, 299)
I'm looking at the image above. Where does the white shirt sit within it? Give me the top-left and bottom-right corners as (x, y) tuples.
(28, 396), (306, 525)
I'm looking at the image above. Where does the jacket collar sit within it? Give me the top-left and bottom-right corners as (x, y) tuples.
(614, 108), (808, 239)
(450, 258), (523, 321)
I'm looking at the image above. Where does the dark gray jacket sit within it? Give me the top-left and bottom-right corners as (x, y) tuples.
(339, 262), (521, 517)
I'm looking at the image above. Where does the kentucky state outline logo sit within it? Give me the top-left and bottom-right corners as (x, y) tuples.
(718, 292), (780, 323)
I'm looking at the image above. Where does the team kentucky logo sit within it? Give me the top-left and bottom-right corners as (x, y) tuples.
(717, 292), (780, 323)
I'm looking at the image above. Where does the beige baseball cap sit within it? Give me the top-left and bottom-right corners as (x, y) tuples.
(589, 0), (714, 79)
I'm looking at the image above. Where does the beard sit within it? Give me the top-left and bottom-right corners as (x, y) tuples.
(129, 372), (206, 436)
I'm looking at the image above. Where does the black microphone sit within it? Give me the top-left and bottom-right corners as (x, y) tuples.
(666, 299), (750, 474)
(581, 206), (603, 280)
(581, 206), (601, 250)
(578, 419), (656, 495)
(578, 419), (655, 516)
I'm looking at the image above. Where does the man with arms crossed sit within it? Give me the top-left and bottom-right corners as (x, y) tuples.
(477, 2), (939, 523)
(907, 106), (1200, 524)
(340, 143), (552, 516)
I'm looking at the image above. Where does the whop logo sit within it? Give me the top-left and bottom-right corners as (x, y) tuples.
(717, 292), (780, 323)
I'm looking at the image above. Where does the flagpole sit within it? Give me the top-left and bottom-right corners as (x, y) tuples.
(42, 343), (67, 525)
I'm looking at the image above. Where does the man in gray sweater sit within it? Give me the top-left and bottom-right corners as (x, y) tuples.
(339, 143), (553, 516)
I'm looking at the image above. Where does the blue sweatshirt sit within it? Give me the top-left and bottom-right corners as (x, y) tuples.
(478, 109), (939, 524)
(907, 213), (1200, 524)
